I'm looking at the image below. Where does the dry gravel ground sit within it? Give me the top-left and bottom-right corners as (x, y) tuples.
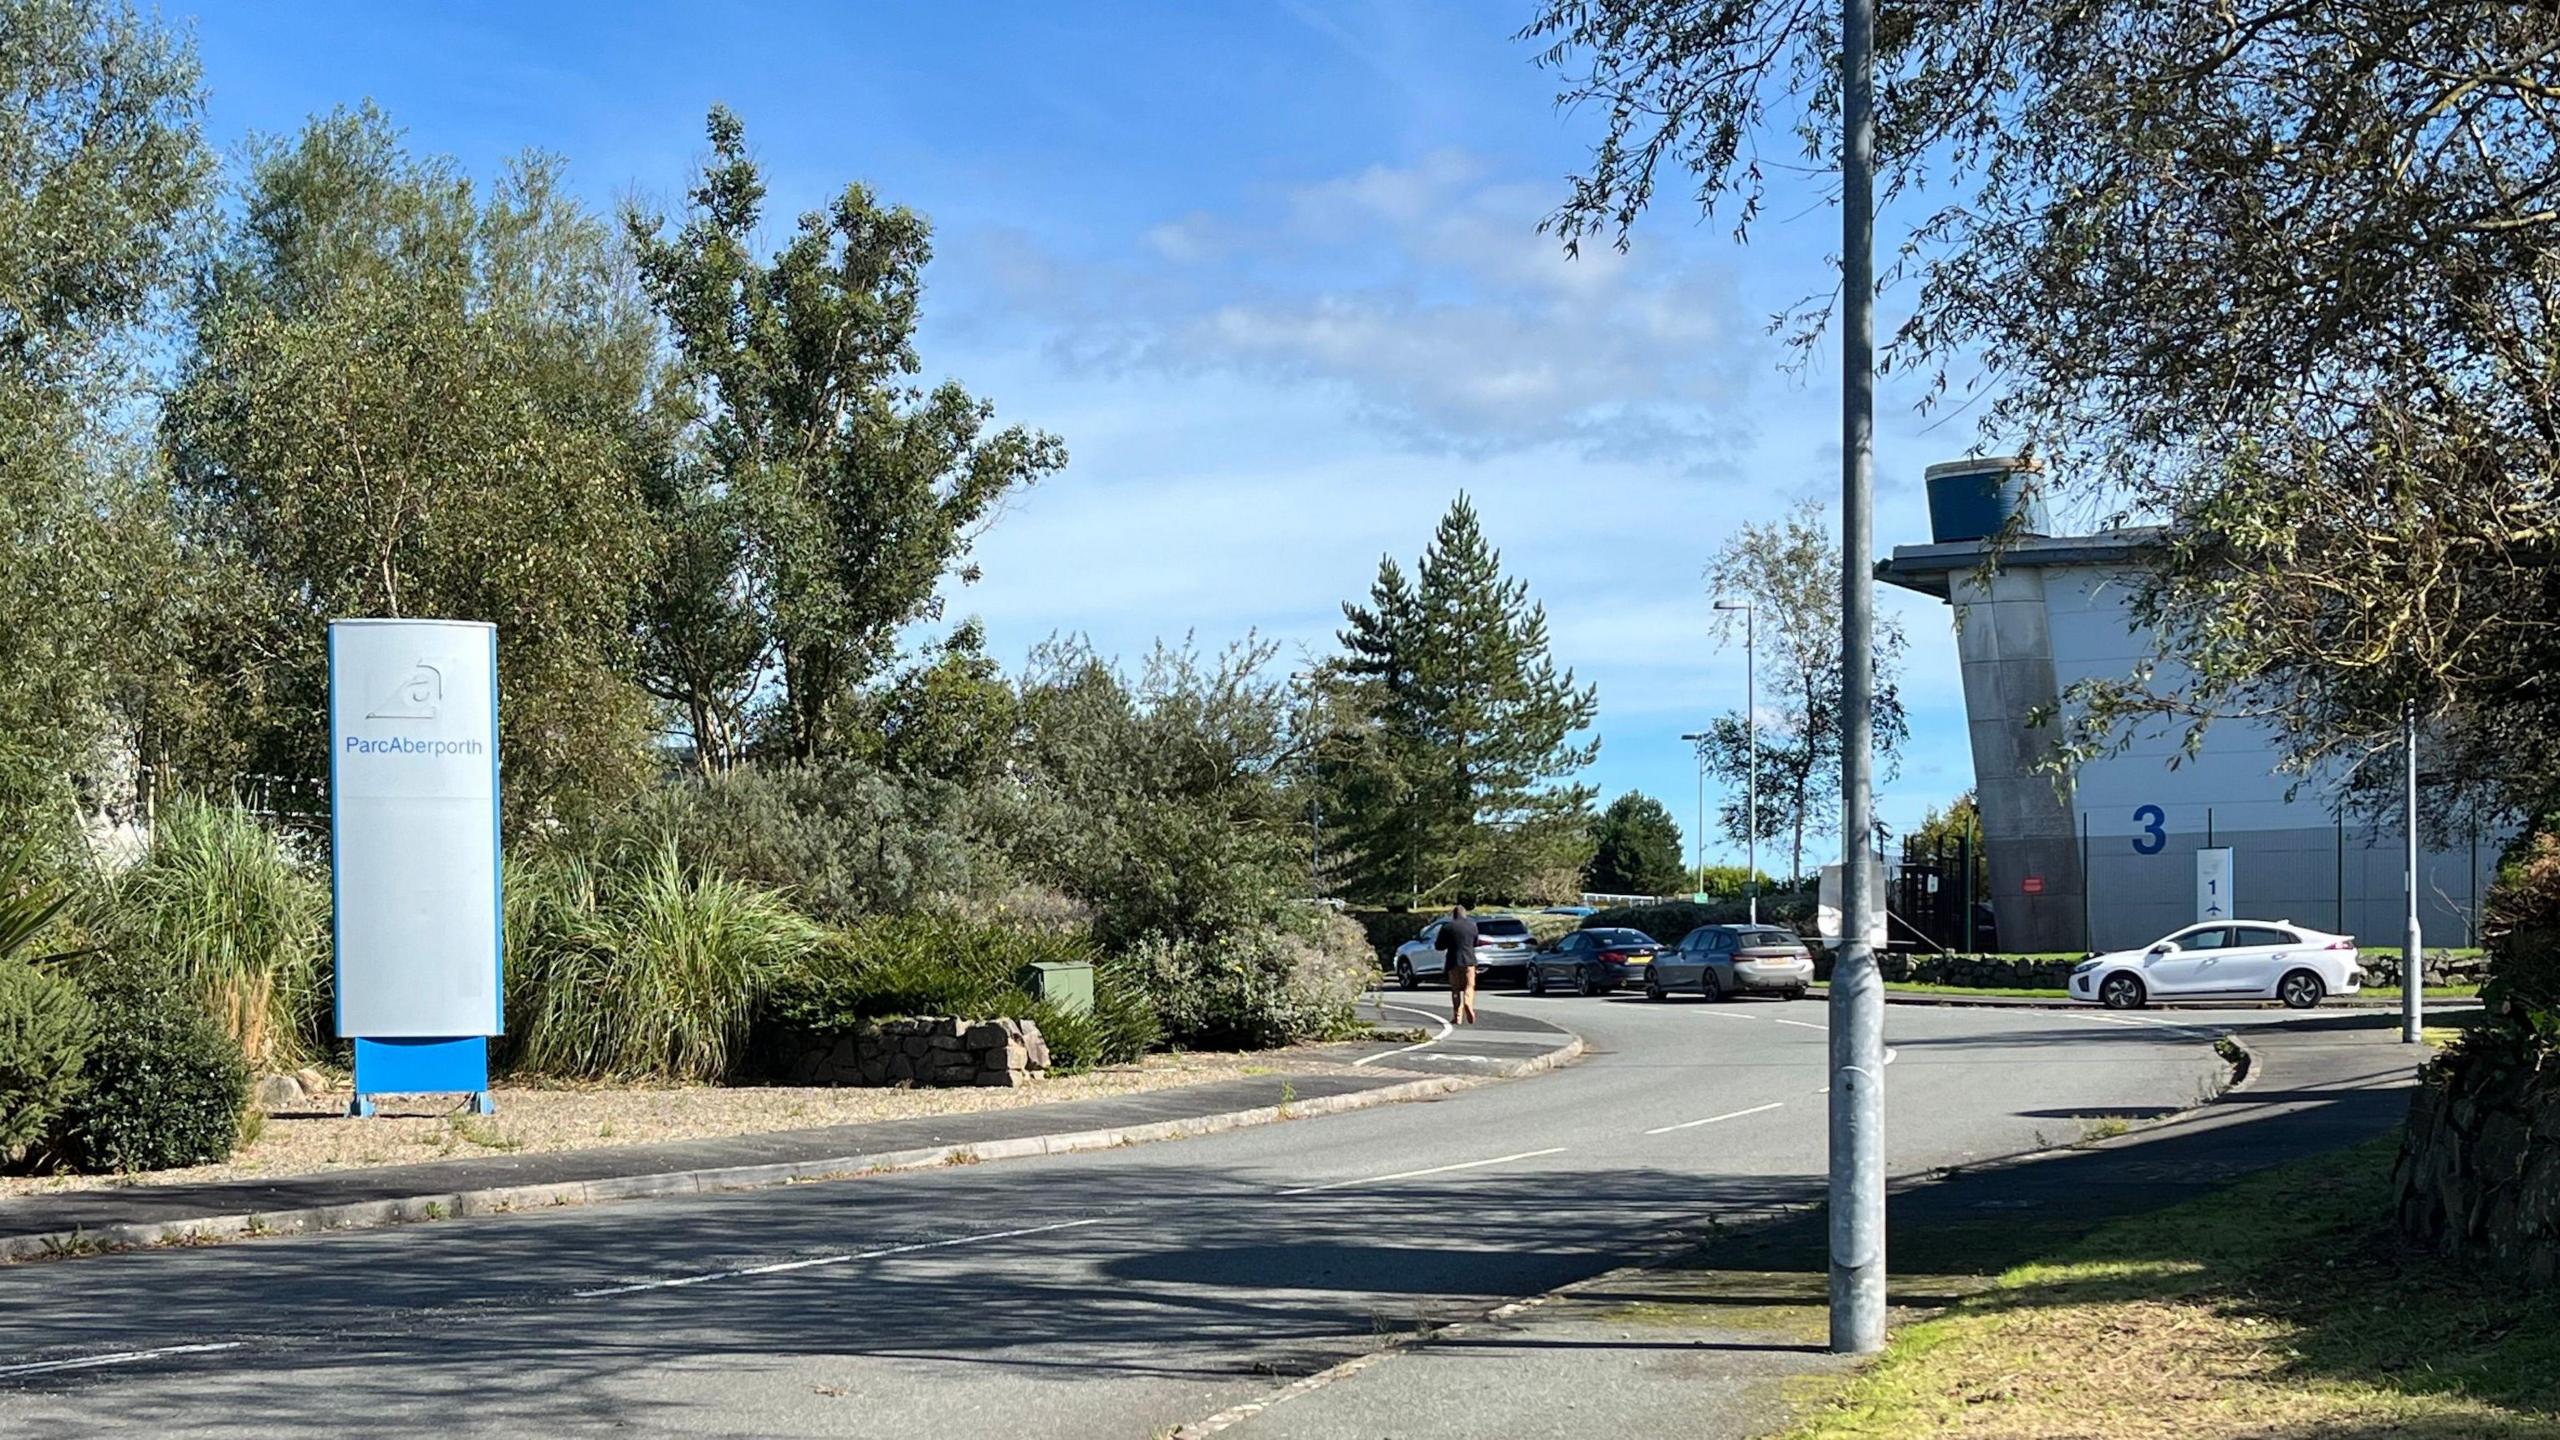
(0, 1049), (1360, 1199)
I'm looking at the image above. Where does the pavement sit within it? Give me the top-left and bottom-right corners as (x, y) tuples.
(0, 990), (2429, 1439)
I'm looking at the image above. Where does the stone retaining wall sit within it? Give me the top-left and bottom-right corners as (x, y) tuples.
(2359, 951), (2491, 989)
(766, 1017), (1051, 1089)
(1814, 952), (2080, 988)
(2395, 1026), (2560, 1285)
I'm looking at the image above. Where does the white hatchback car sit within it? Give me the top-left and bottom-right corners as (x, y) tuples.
(2069, 920), (2362, 1010)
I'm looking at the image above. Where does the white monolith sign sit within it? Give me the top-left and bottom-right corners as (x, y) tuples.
(2196, 846), (2234, 924)
(328, 619), (502, 1039)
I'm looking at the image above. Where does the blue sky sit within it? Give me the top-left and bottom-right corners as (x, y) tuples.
(182, 0), (1980, 865)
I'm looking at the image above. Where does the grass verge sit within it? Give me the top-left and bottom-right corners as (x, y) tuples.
(1784, 1138), (2560, 1439)
(1884, 982), (2071, 999)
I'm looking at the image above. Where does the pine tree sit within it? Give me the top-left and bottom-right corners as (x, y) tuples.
(1589, 792), (1687, 896)
(1331, 495), (1599, 902)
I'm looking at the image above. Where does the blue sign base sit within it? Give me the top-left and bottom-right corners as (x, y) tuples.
(350, 1036), (493, 1117)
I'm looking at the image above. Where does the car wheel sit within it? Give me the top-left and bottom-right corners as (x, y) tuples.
(1527, 964), (1546, 996)
(2278, 969), (2326, 1010)
(1578, 966), (1605, 997)
(2099, 972), (2146, 1010)
(1396, 959), (1416, 991)
(1699, 970), (1725, 1003)
(1645, 977), (1665, 1001)
(1787, 985), (1810, 1002)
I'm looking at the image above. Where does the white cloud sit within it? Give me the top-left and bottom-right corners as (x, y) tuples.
(973, 152), (1755, 465)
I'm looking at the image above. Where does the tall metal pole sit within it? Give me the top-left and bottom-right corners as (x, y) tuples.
(2403, 700), (2424, 1044)
(1746, 605), (1760, 923)
(1312, 791), (1323, 898)
(1681, 730), (1711, 894)
(1830, 0), (1887, 1358)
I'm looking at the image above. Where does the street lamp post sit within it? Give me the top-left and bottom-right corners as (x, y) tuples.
(1832, 0), (1889, 1357)
(1679, 730), (1710, 896)
(1715, 599), (1759, 921)
(2403, 699), (2424, 1044)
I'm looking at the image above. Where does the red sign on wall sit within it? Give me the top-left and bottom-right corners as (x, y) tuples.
(2022, 876), (2045, 895)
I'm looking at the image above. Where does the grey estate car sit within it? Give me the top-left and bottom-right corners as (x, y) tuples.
(1649, 924), (1815, 1001)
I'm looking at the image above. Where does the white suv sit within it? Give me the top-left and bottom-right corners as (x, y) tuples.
(1394, 916), (1536, 987)
(2069, 920), (2362, 1010)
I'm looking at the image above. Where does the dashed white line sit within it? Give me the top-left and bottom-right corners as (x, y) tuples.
(2054, 1009), (2223, 1039)
(1643, 1101), (1786, 1136)
(1771, 1017), (1828, 1031)
(0, 1342), (244, 1378)
(572, 1217), (1107, 1299)
(1356, 1001), (1458, 1068)
(1278, 1147), (1566, 1197)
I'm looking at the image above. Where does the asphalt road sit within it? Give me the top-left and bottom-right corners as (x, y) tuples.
(0, 991), (2269, 1438)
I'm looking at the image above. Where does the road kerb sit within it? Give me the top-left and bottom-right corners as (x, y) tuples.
(0, 1031), (1584, 1265)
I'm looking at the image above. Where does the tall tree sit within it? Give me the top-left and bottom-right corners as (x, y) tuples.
(1696, 501), (1906, 884)
(1332, 495), (1599, 902)
(628, 107), (1065, 765)
(0, 0), (209, 844)
(1524, 1), (2560, 822)
(1588, 792), (1686, 896)
(167, 106), (661, 824)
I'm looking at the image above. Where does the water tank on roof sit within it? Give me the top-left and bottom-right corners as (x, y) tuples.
(1925, 457), (2047, 544)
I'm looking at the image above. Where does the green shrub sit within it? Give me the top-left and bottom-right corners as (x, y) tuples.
(507, 837), (822, 1082)
(1131, 907), (1369, 1051)
(1584, 900), (1724, 945)
(763, 912), (1158, 1074)
(0, 962), (91, 1162)
(2482, 829), (2560, 1031)
(618, 761), (1003, 921)
(1586, 892), (1814, 944)
(92, 797), (328, 1069)
(62, 965), (249, 1174)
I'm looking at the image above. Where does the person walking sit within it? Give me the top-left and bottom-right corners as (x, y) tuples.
(1435, 902), (1480, 1025)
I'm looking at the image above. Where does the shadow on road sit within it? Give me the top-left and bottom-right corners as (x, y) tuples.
(0, 1014), (2470, 1438)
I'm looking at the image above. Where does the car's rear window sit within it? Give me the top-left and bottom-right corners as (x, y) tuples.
(1586, 928), (1654, 946)
(1476, 917), (1530, 937)
(1741, 930), (1801, 947)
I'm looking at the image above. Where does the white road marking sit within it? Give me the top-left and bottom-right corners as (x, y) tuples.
(1771, 1017), (1828, 1031)
(0, 1342), (243, 1378)
(2057, 1009), (2222, 1039)
(572, 1217), (1107, 1299)
(1278, 1147), (1566, 1197)
(1643, 1101), (1785, 1136)
(1356, 1002), (1458, 1068)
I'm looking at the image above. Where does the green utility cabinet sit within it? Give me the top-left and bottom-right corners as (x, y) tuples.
(1019, 960), (1094, 1016)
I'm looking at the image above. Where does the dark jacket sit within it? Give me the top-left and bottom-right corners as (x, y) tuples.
(1435, 914), (1479, 965)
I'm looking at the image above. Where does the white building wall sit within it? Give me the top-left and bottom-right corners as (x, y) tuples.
(2036, 568), (2492, 951)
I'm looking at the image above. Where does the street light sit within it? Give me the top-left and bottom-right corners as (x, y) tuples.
(1679, 730), (1710, 898)
(1714, 599), (1759, 922)
(1291, 672), (1323, 899)
(2403, 699), (2423, 1044)
(1832, 0), (1888, 1356)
